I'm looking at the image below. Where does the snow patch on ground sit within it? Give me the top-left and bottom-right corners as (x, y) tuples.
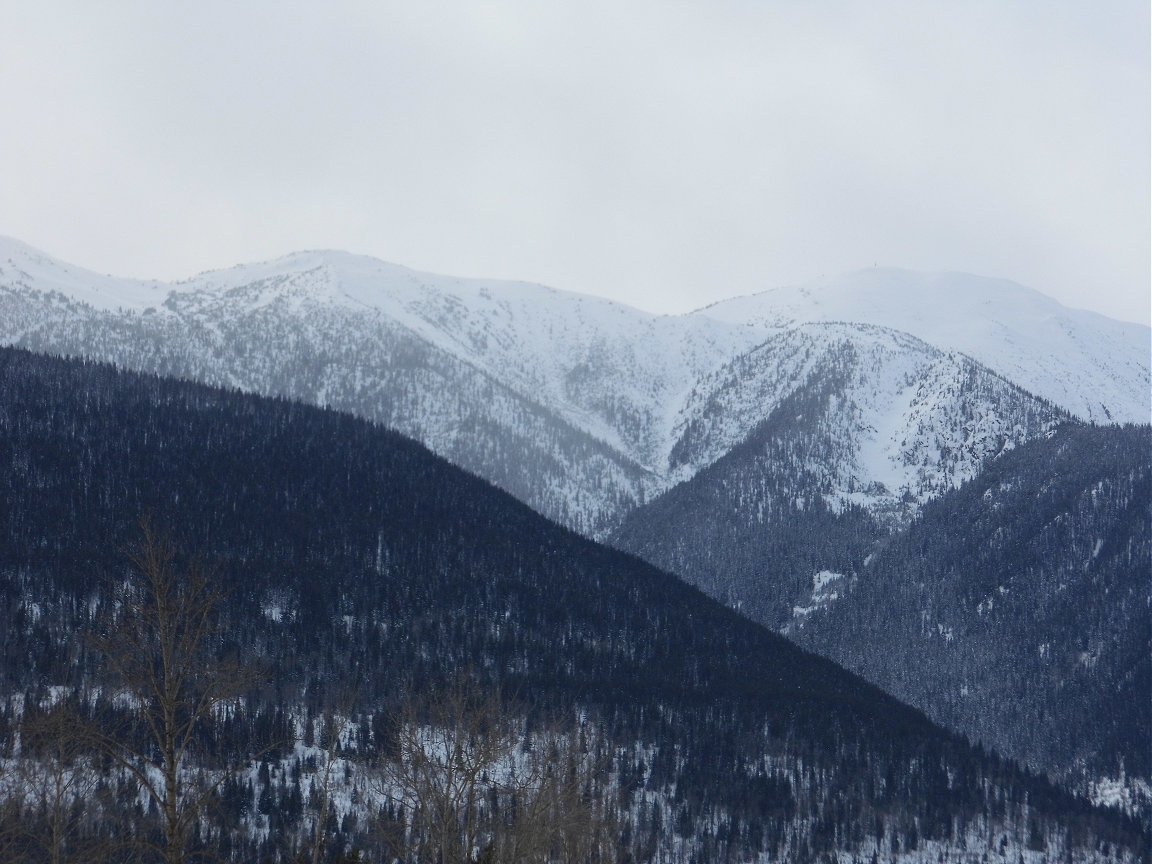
(1088, 772), (1152, 820)
(790, 570), (846, 622)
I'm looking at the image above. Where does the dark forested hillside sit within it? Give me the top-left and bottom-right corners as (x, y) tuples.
(610, 354), (1150, 812)
(610, 334), (1067, 628)
(790, 425), (1151, 797)
(0, 347), (1144, 862)
(611, 353), (889, 627)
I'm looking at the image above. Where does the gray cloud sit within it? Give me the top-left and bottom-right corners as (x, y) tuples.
(2, 1), (1147, 323)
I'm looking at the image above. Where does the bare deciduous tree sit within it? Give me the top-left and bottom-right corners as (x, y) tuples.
(299, 683), (360, 864)
(375, 679), (616, 864)
(494, 731), (617, 864)
(87, 521), (253, 864)
(10, 703), (105, 864)
(0, 692), (131, 864)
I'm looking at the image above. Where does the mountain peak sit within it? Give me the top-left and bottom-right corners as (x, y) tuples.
(698, 267), (1064, 326)
(1, 236), (1147, 429)
(696, 268), (1150, 424)
(0, 234), (167, 312)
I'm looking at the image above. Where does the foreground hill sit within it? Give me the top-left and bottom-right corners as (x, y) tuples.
(0, 347), (1144, 862)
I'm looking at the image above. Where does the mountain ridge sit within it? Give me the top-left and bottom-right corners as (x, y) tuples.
(2, 237), (1144, 539)
(696, 267), (1149, 424)
(3, 236), (1146, 427)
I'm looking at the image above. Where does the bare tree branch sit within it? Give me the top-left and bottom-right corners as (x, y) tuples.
(84, 519), (258, 864)
(373, 678), (617, 864)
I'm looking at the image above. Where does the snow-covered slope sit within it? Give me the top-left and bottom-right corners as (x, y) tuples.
(0, 235), (166, 313)
(610, 325), (1070, 627)
(667, 322), (1068, 519)
(179, 249), (769, 469)
(696, 268), (1149, 424)
(0, 244), (671, 535)
(0, 237), (1145, 536)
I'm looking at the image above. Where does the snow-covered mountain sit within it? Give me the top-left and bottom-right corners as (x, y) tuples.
(0, 238), (681, 535)
(3, 236), (1149, 810)
(665, 322), (1070, 523)
(0, 236), (1146, 538)
(696, 268), (1149, 425)
(609, 327), (1069, 625)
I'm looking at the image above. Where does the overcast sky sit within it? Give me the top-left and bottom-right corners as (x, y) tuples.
(2, 1), (1148, 323)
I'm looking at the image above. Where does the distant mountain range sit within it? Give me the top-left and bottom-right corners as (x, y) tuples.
(1, 236), (1148, 812)
(2, 237), (1147, 539)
